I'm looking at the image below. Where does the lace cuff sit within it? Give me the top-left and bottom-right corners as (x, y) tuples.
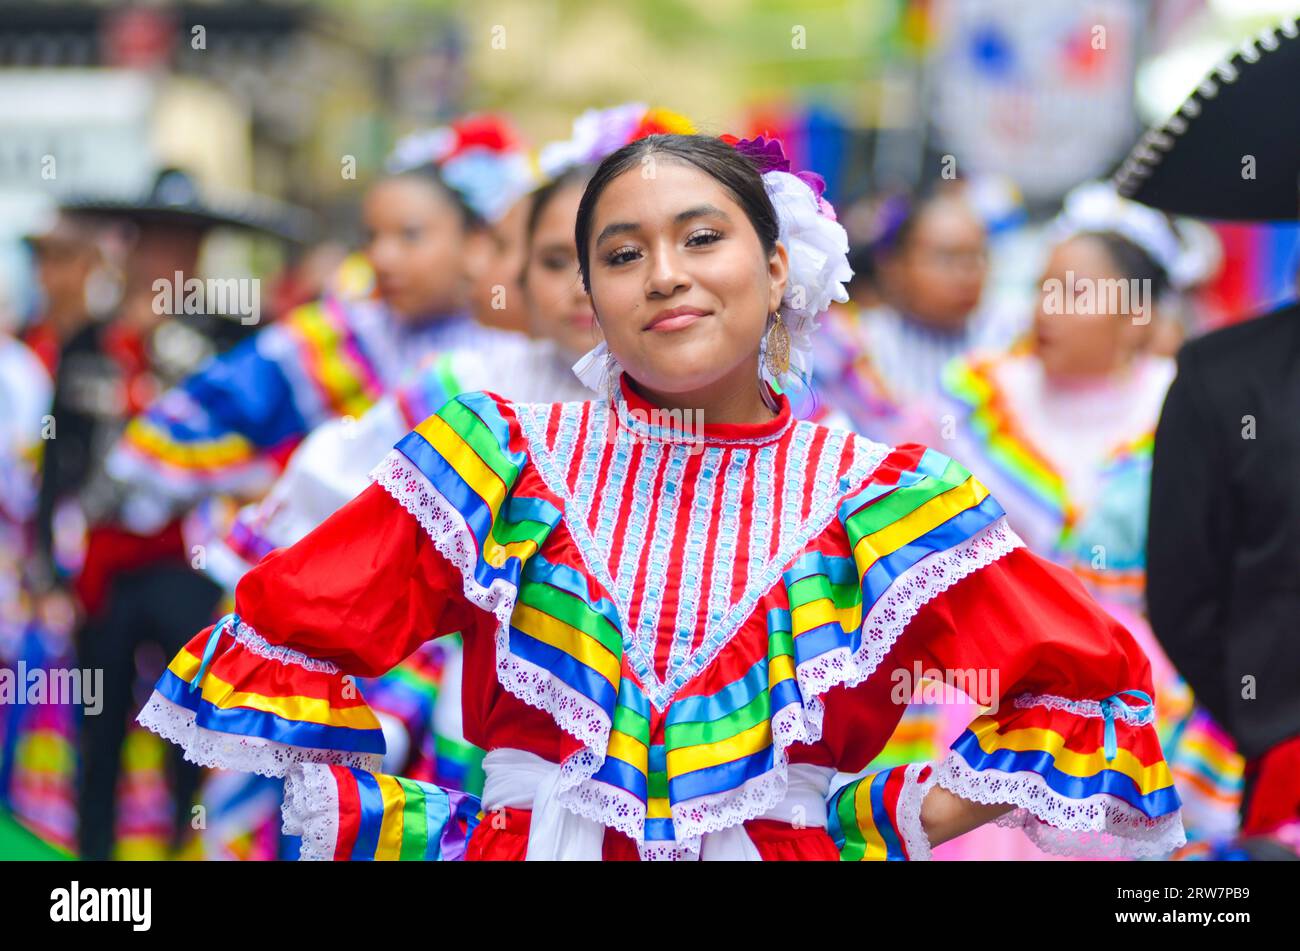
(828, 762), (937, 860)
(136, 614), (385, 778)
(937, 691), (1186, 858)
(282, 763), (479, 860)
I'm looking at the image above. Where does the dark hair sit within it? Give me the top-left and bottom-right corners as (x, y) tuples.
(1075, 230), (1172, 301)
(528, 164), (596, 246)
(574, 134), (779, 291)
(520, 164), (594, 288)
(385, 164), (484, 230)
(874, 182), (975, 256)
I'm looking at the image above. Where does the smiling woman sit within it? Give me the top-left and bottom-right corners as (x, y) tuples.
(136, 131), (1187, 862)
(575, 137), (786, 425)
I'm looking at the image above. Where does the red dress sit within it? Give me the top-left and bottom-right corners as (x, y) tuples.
(137, 376), (1185, 860)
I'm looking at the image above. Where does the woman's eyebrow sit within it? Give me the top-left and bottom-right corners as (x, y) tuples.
(595, 221), (640, 245)
(675, 204), (732, 225)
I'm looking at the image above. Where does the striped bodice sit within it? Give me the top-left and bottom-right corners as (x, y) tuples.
(511, 378), (888, 711)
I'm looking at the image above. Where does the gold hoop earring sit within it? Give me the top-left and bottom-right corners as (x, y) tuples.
(764, 310), (791, 378)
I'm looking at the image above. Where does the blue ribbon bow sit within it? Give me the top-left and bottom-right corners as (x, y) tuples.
(1100, 689), (1154, 761)
(189, 613), (241, 692)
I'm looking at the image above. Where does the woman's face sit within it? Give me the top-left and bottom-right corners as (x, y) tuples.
(882, 196), (987, 330)
(364, 177), (473, 322)
(586, 160), (787, 400)
(1033, 235), (1149, 379)
(523, 182), (598, 359)
(467, 195), (532, 333)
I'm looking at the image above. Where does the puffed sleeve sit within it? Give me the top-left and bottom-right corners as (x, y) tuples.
(106, 299), (383, 520)
(136, 390), (563, 779)
(819, 445), (1184, 859)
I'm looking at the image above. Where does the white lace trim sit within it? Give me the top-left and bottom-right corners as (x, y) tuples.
(895, 763), (937, 861)
(281, 763), (341, 861)
(795, 517), (1023, 706)
(1012, 691), (1153, 725)
(370, 448), (610, 803)
(231, 620), (340, 674)
(135, 691), (382, 778)
(936, 748), (1187, 858)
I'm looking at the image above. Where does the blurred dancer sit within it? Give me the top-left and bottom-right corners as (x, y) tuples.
(20, 212), (114, 377)
(939, 184), (1242, 852)
(0, 327), (65, 848)
(1120, 15), (1300, 855)
(106, 115), (536, 520)
(854, 185), (1004, 405)
(28, 170), (307, 860)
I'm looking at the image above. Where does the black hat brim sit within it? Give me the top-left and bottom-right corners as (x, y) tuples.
(1115, 18), (1300, 222)
(61, 195), (316, 244)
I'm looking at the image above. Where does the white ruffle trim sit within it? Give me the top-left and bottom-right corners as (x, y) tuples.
(795, 517), (1023, 707)
(936, 749), (1187, 858)
(895, 763), (937, 861)
(229, 618), (341, 674)
(371, 448), (612, 818)
(282, 763), (341, 861)
(1013, 691), (1152, 725)
(135, 691), (382, 778)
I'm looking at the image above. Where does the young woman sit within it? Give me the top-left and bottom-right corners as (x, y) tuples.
(137, 134), (1184, 861)
(178, 110), (687, 858)
(938, 188), (1242, 851)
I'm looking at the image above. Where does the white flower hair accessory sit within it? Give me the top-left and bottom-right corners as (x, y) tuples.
(727, 135), (851, 396)
(1048, 181), (1201, 291)
(761, 167), (853, 384)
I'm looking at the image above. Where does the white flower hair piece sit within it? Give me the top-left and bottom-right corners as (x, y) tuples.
(1048, 181), (1199, 291)
(762, 169), (852, 385)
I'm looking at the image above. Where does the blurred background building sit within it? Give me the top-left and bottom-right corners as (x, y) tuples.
(1, 0), (1297, 333)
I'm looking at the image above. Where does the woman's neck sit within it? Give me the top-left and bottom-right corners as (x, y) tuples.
(623, 362), (776, 427)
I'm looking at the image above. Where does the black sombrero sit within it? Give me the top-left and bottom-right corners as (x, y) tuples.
(62, 167), (317, 243)
(1115, 16), (1300, 222)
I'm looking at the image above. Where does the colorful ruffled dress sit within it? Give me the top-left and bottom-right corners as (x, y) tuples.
(811, 303), (938, 447)
(0, 336), (78, 852)
(137, 376), (1185, 860)
(105, 294), (518, 525)
(174, 339), (593, 859)
(940, 351), (1244, 851)
(218, 338), (591, 777)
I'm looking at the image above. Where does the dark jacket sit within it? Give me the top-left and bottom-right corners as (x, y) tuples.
(1148, 300), (1300, 758)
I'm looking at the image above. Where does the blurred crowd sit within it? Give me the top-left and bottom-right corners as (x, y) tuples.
(2, 7), (1300, 859)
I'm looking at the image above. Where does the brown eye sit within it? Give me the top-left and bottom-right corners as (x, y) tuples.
(686, 229), (723, 247)
(605, 247), (640, 266)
